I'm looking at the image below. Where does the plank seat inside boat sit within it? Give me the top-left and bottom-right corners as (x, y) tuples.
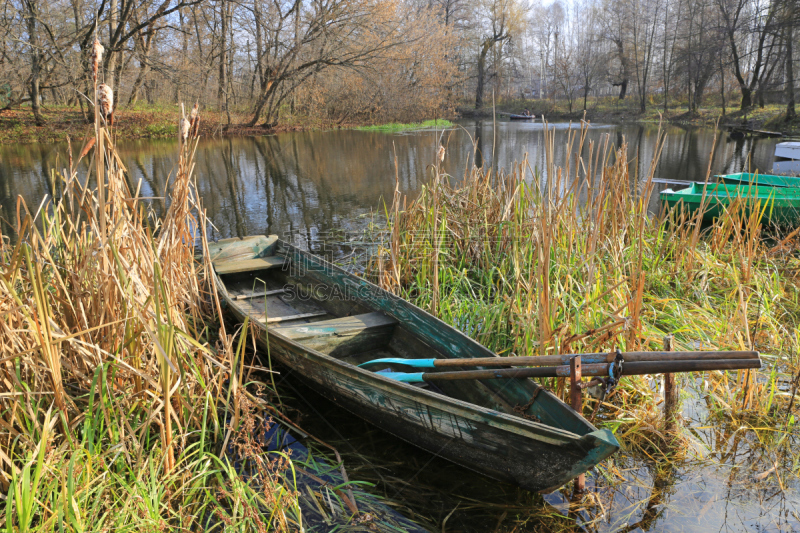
(271, 312), (398, 357)
(214, 255), (285, 275)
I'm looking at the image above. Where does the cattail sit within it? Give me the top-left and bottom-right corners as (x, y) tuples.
(91, 38), (104, 82)
(437, 145), (446, 162)
(79, 137), (97, 161)
(97, 83), (114, 125)
(189, 102), (200, 136)
(179, 117), (190, 142)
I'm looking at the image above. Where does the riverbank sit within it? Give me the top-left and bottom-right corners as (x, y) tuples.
(0, 104), (456, 144)
(464, 98), (800, 135)
(6, 98), (800, 145)
(0, 105), (315, 144)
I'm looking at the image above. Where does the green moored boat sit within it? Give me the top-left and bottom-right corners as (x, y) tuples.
(660, 182), (800, 225)
(716, 172), (800, 188)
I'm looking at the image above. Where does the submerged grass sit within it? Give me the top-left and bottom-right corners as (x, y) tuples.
(372, 120), (800, 472)
(0, 88), (300, 527)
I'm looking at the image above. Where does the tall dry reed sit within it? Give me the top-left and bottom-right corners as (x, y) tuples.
(376, 120), (800, 462)
(1, 77), (297, 529)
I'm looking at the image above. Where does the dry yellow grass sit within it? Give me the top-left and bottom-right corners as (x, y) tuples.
(0, 87), (298, 530)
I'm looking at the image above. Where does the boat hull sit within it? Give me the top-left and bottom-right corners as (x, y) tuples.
(775, 142), (800, 160)
(660, 183), (800, 225)
(718, 172), (800, 188)
(212, 236), (619, 493)
(242, 325), (613, 492)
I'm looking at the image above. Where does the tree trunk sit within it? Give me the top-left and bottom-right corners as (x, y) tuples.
(740, 86), (752, 108)
(26, 0), (45, 126)
(218, 0), (228, 113)
(128, 31), (153, 105)
(614, 38), (630, 100)
(475, 39), (492, 109)
(618, 80), (628, 100)
(786, 16), (796, 120)
(720, 52), (726, 116)
(107, 0), (118, 85)
(254, 0), (264, 90)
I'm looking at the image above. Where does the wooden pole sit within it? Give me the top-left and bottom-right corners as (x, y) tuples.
(663, 335), (677, 432)
(570, 355), (585, 493)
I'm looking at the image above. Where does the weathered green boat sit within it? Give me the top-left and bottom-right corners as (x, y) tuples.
(209, 235), (619, 493)
(660, 182), (800, 225)
(717, 172), (800, 188)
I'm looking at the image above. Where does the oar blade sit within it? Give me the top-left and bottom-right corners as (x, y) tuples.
(375, 371), (426, 383)
(358, 358), (436, 369)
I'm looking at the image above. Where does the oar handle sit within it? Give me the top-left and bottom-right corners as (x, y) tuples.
(432, 350), (759, 368)
(420, 358), (761, 381)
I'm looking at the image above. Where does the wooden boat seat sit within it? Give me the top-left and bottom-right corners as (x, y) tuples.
(271, 312), (398, 357)
(214, 256), (285, 275)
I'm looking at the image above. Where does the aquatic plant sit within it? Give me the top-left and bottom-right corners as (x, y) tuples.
(374, 120), (800, 469)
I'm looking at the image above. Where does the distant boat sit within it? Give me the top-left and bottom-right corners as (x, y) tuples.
(509, 114), (535, 121)
(775, 142), (800, 160)
(210, 235), (620, 493)
(717, 172), (800, 188)
(660, 182), (800, 225)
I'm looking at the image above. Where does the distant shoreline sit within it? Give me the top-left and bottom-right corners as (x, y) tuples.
(0, 105), (459, 145)
(3, 101), (798, 145)
(461, 101), (800, 136)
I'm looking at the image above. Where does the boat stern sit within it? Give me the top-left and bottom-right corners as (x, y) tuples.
(537, 428), (621, 493)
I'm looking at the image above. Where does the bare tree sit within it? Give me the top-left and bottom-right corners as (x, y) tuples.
(785, 0), (796, 119)
(715, 0), (780, 109)
(24, 0), (45, 125)
(474, 0), (524, 108)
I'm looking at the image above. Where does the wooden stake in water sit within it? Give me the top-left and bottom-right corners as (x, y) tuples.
(663, 335), (677, 432)
(570, 355), (585, 493)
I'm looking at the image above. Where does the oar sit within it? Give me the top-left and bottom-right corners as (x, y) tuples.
(375, 357), (762, 383)
(358, 350), (758, 370)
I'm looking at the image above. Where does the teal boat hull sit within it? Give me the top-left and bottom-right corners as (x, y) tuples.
(661, 182), (800, 226)
(717, 172), (800, 188)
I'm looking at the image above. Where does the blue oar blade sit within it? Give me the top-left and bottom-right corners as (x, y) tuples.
(358, 358), (436, 369)
(375, 371), (425, 383)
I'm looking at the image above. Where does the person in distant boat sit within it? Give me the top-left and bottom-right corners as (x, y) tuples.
(524, 108), (531, 116)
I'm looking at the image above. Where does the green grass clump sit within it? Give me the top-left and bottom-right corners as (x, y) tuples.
(356, 119), (454, 132)
(374, 120), (800, 465)
(145, 121), (178, 136)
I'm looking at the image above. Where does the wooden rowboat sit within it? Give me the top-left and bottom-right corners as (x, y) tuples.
(660, 182), (800, 226)
(209, 235), (619, 493)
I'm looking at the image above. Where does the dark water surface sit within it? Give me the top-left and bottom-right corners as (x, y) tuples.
(2, 121), (797, 532)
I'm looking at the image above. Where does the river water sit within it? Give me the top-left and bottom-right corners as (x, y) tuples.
(0, 120), (786, 241)
(1, 120), (796, 532)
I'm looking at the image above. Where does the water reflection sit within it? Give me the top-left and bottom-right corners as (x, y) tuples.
(281, 370), (799, 533)
(0, 122), (784, 243)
